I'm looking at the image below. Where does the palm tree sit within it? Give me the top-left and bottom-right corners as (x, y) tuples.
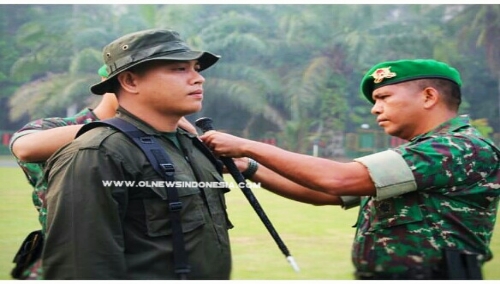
(451, 4), (500, 127)
(9, 48), (103, 121)
(8, 4), (148, 121)
(9, 5), (105, 120)
(183, 5), (287, 135)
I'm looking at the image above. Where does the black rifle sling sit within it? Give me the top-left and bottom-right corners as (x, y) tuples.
(77, 117), (190, 279)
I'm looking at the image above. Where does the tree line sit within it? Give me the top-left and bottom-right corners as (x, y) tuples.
(1, 4), (499, 153)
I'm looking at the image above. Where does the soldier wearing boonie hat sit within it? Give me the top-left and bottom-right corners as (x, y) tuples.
(198, 58), (500, 280)
(90, 28), (219, 95)
(42, 29), (232, 280)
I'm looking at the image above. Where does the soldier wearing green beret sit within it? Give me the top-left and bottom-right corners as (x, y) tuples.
(42, 29), (232, 280)
(200, 58), (500, 279)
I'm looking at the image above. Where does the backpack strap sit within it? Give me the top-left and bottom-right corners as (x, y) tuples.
(192, 136), (224, 175)
(77, 117), (190, 279)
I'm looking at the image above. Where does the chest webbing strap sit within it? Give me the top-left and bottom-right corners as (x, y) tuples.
(77, 117), (190, 279)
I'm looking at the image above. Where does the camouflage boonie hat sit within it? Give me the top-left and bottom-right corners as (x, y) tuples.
(360, 59), (462, 104)
(91, 28), (220, 95)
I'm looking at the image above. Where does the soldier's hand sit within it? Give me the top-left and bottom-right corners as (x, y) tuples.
(199, 131), (248, 158)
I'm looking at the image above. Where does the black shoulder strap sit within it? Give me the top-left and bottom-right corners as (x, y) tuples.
(77, 117), (190, 279)
(192, 136), (224, 175)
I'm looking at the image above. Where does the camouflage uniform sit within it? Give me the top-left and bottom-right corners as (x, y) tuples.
(342, 115), (500, 276)
(42, 108), (233, 279)
(9, 108), (99, 279)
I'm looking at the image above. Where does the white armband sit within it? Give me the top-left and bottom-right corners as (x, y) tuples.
(354, 150), (417, 200)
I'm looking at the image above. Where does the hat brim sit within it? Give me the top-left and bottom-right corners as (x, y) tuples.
(90, 51), (220, 95)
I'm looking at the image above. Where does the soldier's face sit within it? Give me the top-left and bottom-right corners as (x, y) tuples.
(133, 60), (206, 116)
(370, 82), (425, 140)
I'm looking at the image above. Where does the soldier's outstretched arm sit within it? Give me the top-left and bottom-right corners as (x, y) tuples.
(233, 157), (344, 206)
(201, 131), (376, 197)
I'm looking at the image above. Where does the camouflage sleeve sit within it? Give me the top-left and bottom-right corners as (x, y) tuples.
(354, 150), (417, 201)
(9, 108), (98, 153)
(393, 135), (499, 195)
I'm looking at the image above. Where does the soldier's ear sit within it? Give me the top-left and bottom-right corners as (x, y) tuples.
(117, 71), (139, 94)
(422, 87), (439, 109)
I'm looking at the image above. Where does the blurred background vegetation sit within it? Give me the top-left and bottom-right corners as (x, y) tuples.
(1, 4), (500, 280)
(0, 4), (499, 156)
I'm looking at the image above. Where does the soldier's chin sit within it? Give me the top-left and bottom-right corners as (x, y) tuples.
(386, 128), (408, 140)
(184, 104), (203, 115)
(383, 126), (397, 136)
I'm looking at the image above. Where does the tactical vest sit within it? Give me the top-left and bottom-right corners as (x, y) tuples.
(76, 117), (229, 280)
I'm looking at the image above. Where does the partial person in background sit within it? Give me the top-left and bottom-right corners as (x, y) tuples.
(9, 65), (118, 280)
(201, 59), (500, 280)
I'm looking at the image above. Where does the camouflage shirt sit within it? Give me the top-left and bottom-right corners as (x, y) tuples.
(8, 108), (99, 280)
(9, 108), (99, 234)
(351, 115), (500, 274)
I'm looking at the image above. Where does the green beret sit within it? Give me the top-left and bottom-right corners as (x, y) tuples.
(97, 64), (109, 78)
(360, 59), (462, 104)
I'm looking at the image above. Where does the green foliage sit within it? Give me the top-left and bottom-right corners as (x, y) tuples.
(1, 4), (500, 141)
(319, 87), (347, 132)
(452, 5), (500, 73)
(471, 118), (494, 138)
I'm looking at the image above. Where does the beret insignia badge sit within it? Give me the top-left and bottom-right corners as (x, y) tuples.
(371, 67), (396, 83)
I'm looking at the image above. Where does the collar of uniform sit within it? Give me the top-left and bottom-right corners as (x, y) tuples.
(115, 106), (197, 138)
(409, 115), (470, 142)
(115, 106), (160, 136)
(177, 127), (198, 138)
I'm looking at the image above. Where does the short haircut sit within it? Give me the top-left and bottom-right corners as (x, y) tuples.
(412, 78), (461, 111)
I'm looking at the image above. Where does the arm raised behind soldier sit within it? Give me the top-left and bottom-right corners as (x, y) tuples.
(11, 87), (118, 162)
(12, 97), (197, 163)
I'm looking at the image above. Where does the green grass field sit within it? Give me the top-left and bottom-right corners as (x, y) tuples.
(1, 158), (500, 280)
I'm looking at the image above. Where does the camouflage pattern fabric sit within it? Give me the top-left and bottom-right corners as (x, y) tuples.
(352, 115), (500, 274)
(9, 108), (99, 279)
